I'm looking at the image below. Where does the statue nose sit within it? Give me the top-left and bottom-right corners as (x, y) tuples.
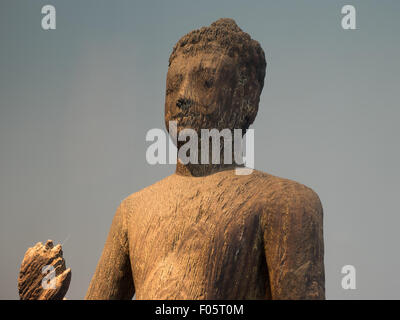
(176, 98), (191, 110)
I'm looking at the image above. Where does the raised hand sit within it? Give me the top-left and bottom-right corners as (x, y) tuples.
(18, 240), (71, 300)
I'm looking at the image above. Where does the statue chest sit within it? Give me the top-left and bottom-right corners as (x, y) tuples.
(128, 200), (268, 299)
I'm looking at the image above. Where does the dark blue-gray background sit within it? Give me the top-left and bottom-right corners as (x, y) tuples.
(1, 0), (399, 299)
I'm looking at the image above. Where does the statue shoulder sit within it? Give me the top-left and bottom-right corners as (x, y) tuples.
(118, 174), (178, 217)
(249, 170), (323, 218)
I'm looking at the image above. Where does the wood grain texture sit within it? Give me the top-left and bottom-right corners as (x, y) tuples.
(86, 169), (325, 300)
(18, 240), (71, 300)
(86, 18), (325, 300)
(19, 18), (325, 300)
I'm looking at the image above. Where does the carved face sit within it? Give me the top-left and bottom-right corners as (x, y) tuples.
(165, 50), (258, 138)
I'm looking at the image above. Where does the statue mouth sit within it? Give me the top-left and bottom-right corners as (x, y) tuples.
(171, 109), (201, 120)
(170, 110), (201, 129)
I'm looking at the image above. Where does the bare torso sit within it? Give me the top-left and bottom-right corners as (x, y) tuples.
(113, 169), (324, 299)
(128, 170), (269, 299)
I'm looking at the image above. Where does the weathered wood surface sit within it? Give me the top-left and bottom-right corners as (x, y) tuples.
(86, 18), (325, 300)
(18, 240), (71, 300)
(86, 169), (325, 300)
(18, 18), (325, 300)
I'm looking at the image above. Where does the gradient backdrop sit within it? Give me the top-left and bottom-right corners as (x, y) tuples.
(1, 0), (399, 299)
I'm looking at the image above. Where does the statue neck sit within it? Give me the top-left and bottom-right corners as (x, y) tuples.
(175, 146), (245, 177)
(171, 124), (248, 177)
(175, 161), (242, 177)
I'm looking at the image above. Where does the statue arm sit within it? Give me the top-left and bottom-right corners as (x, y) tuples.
(85, 202), (135, 299)
(261, 184), (325, 300)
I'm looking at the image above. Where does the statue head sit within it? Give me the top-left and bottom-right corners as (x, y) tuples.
(165, 18), (267, 137)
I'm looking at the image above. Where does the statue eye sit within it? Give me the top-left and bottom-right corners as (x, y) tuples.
(204, 78), (214, 89)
